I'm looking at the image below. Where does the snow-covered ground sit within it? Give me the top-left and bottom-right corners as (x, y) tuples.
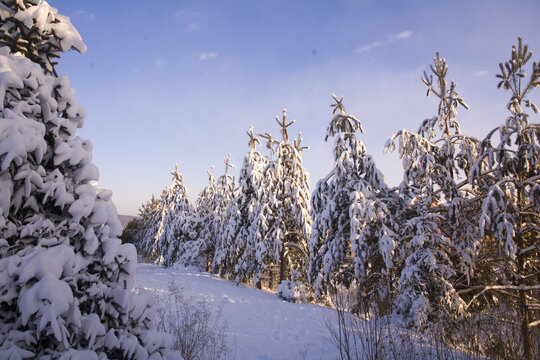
(136, 263), (339, 360)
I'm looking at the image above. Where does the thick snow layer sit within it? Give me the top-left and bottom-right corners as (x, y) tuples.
(136, 263), (339, 360)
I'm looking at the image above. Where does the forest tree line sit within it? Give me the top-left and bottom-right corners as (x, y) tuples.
(129, 39), (540, 359)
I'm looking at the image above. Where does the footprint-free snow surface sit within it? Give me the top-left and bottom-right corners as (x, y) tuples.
(136, 263), (339, 359)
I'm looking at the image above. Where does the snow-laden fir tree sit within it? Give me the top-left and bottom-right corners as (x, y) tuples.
(176, 167), (217, 270)
(183, 157), (235, 272)
(152, 165), (194, 267)
(213, 127), (267, 281)
(0, 1), (171, 358)
(309, 95), (401, 311)
(469, 38), (539, 360)
(385, 53), (479, 328)
(209, 154), (237, 273)
(253, 110), (311, 285)
(151, 167), (185, 262)
(132, 195), (161, 260)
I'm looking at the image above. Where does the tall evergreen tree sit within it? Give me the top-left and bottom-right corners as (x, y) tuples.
(151, 165), (193, 267)
(214, 127), (266, 281)
(152, 167), (184, 262)
(132, 195), (161, 260)
(157, 165), (194, 267)
(186, 157), (235, 272)
(175, 167), (216, 270)
(254, 110), (311, 285)
(385, 53), (478, 328)
(469, 38), (539, 360)
(210, 154), (238, 274)
(309, 95), (400, 310)
(0, 1), (170, 357)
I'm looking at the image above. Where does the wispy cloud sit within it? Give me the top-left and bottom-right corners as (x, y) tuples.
(175, 10), (202, 32)
(74, 10), (95, 21)
(356, 30), (413, 53)
(199, 52), (217, 60)
(154, 58), (166, 68)
(187, 23), (201, 32)
(175, 10), (200, 19)
(475, 70), (489, 77)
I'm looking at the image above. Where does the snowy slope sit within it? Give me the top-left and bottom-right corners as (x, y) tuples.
(136, 263), (339, 360)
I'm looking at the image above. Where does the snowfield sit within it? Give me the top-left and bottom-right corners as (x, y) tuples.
(136, 263), (339, 360)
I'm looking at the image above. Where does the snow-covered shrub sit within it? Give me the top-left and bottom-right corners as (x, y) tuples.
(278, 280), (313, 303)
(0, 1), (171, 357)
(151, 280), (232, 360)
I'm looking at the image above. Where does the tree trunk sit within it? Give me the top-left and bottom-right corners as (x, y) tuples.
(279, 246), (286, 283)
(517, 230), (532, 360)
(517, 135), (533, 360)
(516, 141), (533, 360)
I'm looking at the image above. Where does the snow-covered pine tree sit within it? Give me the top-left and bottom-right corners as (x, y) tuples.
(214, 127), (266, 281)
(210, 154), (237, 274)
(176, 167), (216, 270)
(185, 157), (235, 273)
(469, 38), (539, 360)
(254, 110), (311, 285)
(133, 195), (162, 260)
(150, 165), (192, 267)
(385, 53), (479, 328)
(151, 167), (184, 263)
(0, 1), (171, 357)
(153, 165), (193, 267)
(243, 131), (279, 287)
(309, 95), (401, 311)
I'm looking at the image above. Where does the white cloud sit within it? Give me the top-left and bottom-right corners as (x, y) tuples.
(199, 52), (217, 60)
(74, 10), (95, 21)
(394, 30), (413, 40)
(356, 30), (413, 53)
(475, 70), (489, 77)
(175, 10), (200, 19)
(154, 58), (166, 68)
(187, 23), (201, 32)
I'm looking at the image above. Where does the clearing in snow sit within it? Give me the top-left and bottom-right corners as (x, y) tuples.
(136, 263), (339, 360)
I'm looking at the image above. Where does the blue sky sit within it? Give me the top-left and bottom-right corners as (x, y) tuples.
(52, 0), (540, 216)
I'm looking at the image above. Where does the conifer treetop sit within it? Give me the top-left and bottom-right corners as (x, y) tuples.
(223, 153), (236, 175)
(247, 125), (261, 150)
(276, 108), (294, 142)
(421, 53), (469, 138)
(172, 163), (184, 183)
(207, 166), (215, 183)
(496, 36), (539, 115)
(325, 94), (363, 140)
